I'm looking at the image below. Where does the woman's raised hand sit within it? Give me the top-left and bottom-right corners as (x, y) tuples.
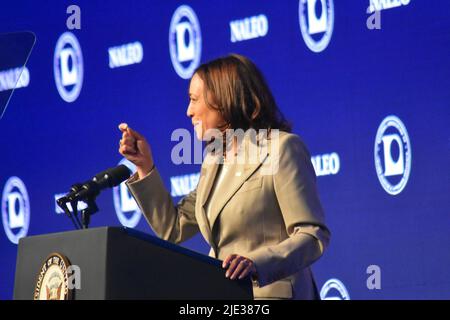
(118, 123), (154, 179)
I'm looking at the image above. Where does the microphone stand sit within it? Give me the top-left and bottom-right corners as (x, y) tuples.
(69, 183), (83, 229)
(59, 200), (80, 230)
(80, 195), (99, 229)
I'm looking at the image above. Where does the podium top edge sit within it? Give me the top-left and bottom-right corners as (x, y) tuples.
(19, 227), (222, 268)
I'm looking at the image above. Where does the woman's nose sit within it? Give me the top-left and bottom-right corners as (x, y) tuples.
(186, 103), (194, 118)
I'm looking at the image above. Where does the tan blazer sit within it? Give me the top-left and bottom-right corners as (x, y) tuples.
(126, 131), (330, 299)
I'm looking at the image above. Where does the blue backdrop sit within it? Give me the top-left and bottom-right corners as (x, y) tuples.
(1, 0), (449, 299)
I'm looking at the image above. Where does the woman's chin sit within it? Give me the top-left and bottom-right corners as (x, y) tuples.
(194, 127), (204, 141)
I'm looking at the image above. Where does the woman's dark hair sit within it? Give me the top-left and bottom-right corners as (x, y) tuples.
(193, 54), (292, 133)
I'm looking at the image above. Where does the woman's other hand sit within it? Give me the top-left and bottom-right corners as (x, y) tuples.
(222, 254), (257, 280)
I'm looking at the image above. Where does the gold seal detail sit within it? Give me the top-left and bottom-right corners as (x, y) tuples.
(33, 253), (72, 300)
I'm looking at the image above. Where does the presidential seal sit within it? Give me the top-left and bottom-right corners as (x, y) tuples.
(34, 253), (72, 300)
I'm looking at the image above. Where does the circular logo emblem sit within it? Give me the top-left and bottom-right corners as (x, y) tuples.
(113, 159), (142, 228)
(34, 253), (72, 300)
(53, 32), (84, 102)
(169, 5), (202, 79)
(374, 115), (412, 195)
(1, 176), (30, 244)
(320, 278), (350, 300)
(299, 0), (334, 53)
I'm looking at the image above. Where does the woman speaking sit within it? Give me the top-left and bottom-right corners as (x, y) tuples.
(118, 54), (330, 300)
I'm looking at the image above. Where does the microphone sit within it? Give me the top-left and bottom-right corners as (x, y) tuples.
(66, 165), (131, 202)
(57, 165), (131, 229)
(57, 182), (85, 204)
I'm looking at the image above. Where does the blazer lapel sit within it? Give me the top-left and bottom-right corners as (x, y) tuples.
(205, 134), (270, 231)
(195, 153), (220, 249)
(206, 159), (266, 231)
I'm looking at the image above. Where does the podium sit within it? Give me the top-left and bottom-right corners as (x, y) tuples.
(13, 227), (253, 300)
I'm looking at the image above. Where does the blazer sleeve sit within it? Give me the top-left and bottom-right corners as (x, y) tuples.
(126, 168), (199, 244)
(246, 134), (331, 287)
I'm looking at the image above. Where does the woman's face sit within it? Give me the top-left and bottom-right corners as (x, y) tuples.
(187, 73), (225, 140)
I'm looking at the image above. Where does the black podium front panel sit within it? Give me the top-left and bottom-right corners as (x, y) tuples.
(14, 227), (253, 300)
